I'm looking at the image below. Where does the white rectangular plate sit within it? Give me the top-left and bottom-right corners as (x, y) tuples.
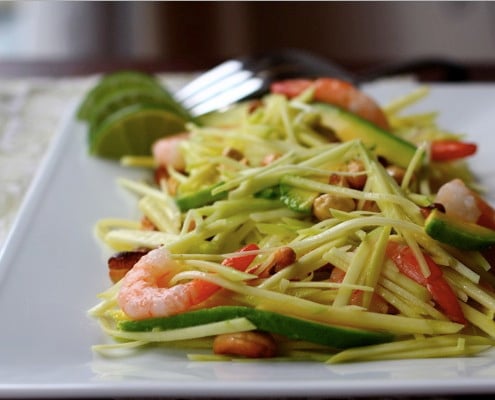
(1, 81), (495, 398)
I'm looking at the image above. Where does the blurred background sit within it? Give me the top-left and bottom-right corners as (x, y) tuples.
(0, 1), (494, 73)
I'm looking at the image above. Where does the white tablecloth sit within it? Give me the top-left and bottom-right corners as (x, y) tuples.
(0, 73), (192, 249)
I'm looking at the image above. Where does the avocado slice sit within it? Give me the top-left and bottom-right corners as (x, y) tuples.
(425, 209), (495, 250)
(119, 305), (394, 349)
(254, 185), (281, 200)
(279, 175), (318, 214)
(175, 182), (227, 212)
(312, 102), (417, 169)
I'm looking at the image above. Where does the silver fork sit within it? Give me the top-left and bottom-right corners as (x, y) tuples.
(174, 48), (357, 117)
(174, 49), (469, 117)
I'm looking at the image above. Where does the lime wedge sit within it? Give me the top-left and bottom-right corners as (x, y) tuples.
(87, 86), (191, 138)
(89, 104), (187, 159)
(78, 71), (173, 121)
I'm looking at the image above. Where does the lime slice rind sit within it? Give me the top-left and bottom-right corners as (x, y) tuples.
(89, 104), (187, 160)
(77, 71), (162, 120)
(78, 70), (192, 122)
(87, 87), (188, 139)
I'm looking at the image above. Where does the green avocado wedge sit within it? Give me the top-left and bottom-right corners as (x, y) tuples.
(312, 102), (417, 169)
(175, 182), (228, 212)
(279, 175), (318, 215)
(119, 306), (394, 349)
(425, 209), (495, 250)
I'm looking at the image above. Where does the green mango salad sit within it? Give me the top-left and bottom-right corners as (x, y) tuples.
(87, 73), (495, 363)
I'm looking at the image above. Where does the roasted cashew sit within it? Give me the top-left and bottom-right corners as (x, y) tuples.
(213, 331), (277, 358)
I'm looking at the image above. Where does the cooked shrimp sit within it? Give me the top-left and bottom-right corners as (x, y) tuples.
(436, 178), (495, 230)
(270, 78), (390, 130)
(152, 132), (189, 172)
(118, 244), (259, 320)
(435, 179), (482, 224)
(117, 246), (219, 320)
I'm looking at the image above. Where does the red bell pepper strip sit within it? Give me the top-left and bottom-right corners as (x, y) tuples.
(469, 191), (495, 266)
(329, 267), (389, 314)
(270, 77), (390, 130)
(386, 241), (466, 325)
(190, 243), (260, 301)
(430, 140), (477, 162)
(222, 243), (260, 270)
(473, 192), (495, 231)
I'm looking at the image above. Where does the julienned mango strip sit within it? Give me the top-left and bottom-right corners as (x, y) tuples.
(212, 140), (356, 197)
(361, 226), (391, 308)
(383, 86), (430, 115)
(401, 143), (427, 190)
(459, 302), (495, 338)
(444, 269), (495, 312)
(377, 279), (445, 320)
(170, 271), (462, 336)
(138, 196), (180, 234)
(94, 218), (141, 242)
(327, 334), (494, 364)
(104, 229), (177, 251)
(170, 260), (257, 284)
(333, 233), (372, 307)
(290, 215), (424, 255)
(257, 239), (343, 290)
(376, 285), (422, 317)
(117, 177), (166, 201)
(97, 319), (250, 357)
(280, 175), (418, 212)
(113, 317), (257, 342)
(325, 245), (441, 319)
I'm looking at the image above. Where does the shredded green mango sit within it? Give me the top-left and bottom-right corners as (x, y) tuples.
(90, 85), (495, 364)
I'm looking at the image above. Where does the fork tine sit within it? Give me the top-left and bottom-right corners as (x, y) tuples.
(176, 55), (281, 105)
(176, 55), (292, 115)
(175, 59), (244, 102)
(189, 77), (264, 116)
(180, 69), (254, 109)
